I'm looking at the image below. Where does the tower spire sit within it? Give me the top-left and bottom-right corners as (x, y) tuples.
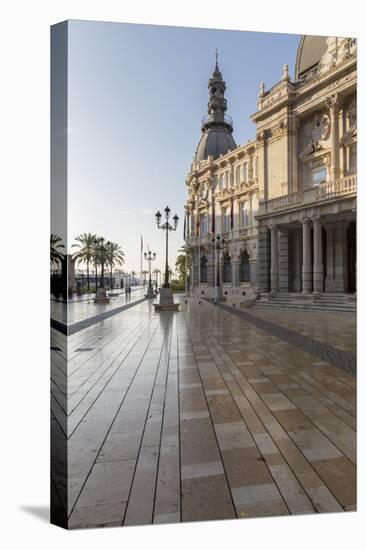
(194, 55), (236, 162)
(202, 54), (232, 132)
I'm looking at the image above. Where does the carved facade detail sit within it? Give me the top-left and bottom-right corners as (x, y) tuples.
(299, 112), (330, 160)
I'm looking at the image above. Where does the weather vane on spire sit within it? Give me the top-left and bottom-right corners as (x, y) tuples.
(215, 48), (219, 70)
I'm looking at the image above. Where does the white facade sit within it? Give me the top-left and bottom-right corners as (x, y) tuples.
(185, 36), (357, 303)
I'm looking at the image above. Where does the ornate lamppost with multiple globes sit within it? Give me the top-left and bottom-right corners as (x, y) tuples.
(154, 206), (180, 311)
(144, 248), (156, 299)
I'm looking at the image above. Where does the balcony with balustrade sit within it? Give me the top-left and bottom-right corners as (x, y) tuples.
(257, 175), (357, 217)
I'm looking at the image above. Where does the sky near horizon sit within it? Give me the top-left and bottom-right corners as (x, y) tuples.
(67, 20), (300, 275)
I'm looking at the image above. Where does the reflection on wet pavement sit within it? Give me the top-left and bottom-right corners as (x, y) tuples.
(51, 296), (356, 529)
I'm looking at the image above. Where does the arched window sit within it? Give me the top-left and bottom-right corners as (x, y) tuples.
(240, 202), (250, 227)
(223, 253), (232, 283)
(240, 250), (250, 282)
(200, 255), (208, 283)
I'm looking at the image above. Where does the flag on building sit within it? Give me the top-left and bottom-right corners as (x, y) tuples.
(183, 213), (186, 241)
(196, 214), (200, 237)
(230, 196), (234, 230)
(141, 235), (143, 251)
(211, 191), (216, 234)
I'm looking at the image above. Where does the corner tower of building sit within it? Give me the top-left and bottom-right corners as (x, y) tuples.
(194, 53), (237, 162)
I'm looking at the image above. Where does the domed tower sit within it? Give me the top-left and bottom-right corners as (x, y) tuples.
(194, 52), (237, 162)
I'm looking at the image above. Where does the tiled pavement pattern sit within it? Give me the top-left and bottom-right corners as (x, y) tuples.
(51, 287), (145, 325)
(248, 306), (356, 355)
(214, 302), (356, 374)
(51, 296), (147, 335)
(51, 296), (356, 529)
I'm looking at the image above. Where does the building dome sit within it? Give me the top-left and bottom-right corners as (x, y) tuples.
(194, 53), (236, 162)
(295, 35), (328, 79)
(195, 126), (236, 162)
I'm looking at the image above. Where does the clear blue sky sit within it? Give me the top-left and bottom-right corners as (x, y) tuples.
(67, 20), (300, 275)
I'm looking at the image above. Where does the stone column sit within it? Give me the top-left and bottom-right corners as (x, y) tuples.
(278, 229), (289, 292)
(313, 218), (324, 293)
(258, 225), (270, 292)
(256, 132), (267, 202)
(325, 226), (334, 292)
(270, 226), (279, 292)
(327, 94), (340, 181)
(334, 222), (348, 292)
(340, 108), (346, 178)
(302, 219), (312, 293)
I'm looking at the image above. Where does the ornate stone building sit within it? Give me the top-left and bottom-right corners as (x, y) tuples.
(185, 36), (357, 305)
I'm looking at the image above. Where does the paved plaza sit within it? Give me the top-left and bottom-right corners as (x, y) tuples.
(51, 296), (356, 529)
(51, 287), (145, 326)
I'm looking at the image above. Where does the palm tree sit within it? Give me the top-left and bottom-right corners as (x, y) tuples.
(50, 234), (65, 267)
(72, 233), (97, 291)
(105, 241), (125, 289)
(175, 244), (192, 286)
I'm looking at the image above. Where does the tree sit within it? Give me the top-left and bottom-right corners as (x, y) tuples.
(175, 245), (192, 287)
(105, 241), (125, 289)
(50, 234), (65, 267)
(72, 233), (97, 291)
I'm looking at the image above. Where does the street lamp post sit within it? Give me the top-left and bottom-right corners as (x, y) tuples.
(212, 234), (225, 304)
(144, 248), (156, 299)
(156, 206), (179, 288)
(154, 206), (180, 311)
